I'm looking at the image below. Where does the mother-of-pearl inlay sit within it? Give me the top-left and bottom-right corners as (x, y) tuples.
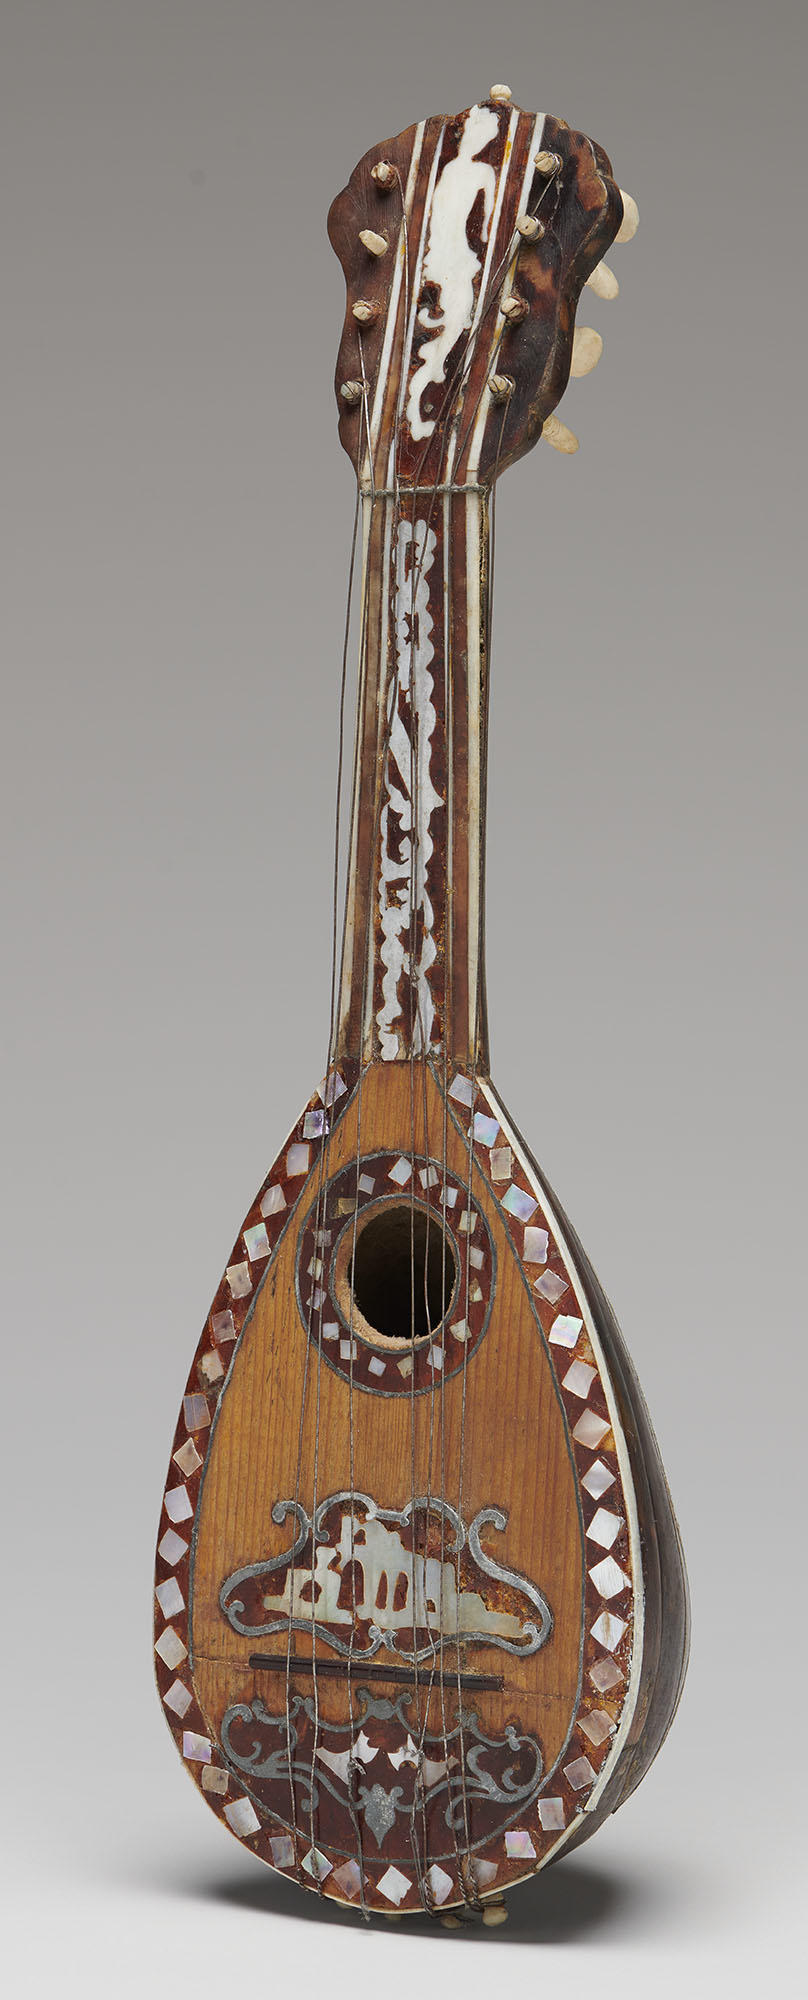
(377, 516), (442, 1059)
(405, 104), (499, 442)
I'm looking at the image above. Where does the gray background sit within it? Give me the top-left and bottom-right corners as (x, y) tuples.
(2, 1), (805, 1993)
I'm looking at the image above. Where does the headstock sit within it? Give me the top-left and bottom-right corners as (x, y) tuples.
(328, 88), (638, 490)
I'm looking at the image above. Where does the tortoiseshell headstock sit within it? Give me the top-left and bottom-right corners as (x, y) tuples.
(328, 93), (628, 489)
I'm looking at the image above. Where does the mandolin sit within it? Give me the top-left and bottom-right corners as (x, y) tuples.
(154, 86), (689, 1924)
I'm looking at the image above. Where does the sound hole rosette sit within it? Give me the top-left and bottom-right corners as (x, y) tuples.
(294, 1150), (495, 1396)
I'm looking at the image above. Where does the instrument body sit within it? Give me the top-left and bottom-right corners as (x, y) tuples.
(155, 91), (688, 1920)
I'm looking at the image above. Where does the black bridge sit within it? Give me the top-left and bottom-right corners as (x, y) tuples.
(248, 1651), (504, 1692)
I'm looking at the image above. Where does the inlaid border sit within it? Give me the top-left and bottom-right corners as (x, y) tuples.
(154, 1062), (640, 1916)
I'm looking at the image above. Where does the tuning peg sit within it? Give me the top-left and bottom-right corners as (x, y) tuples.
(370, 161), (396, 192)
(489, 83), (513, 102)
(339, 379), (365, 407)
(516, 212), (545, 241)
(500, 293), (529, 323)
(352, 300), (378, 325)
(359, 228), (388, 258)
(534, 149), (562, 176)
(585, 260), (619, 300)
(616, 190), (639, 243)
(570, 326), (603, 377)
(488, 373), (514, 403)
(542, 413), (579, 453)
(482, 1901), (509, 1927)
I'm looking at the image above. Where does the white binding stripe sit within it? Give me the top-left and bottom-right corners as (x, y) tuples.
(466, 113), (545, 480)
(445, 106), (520, 484)
(367, 122), (426, 474)
(385, 123), (447, 486)
(465, 489), (483, 1047)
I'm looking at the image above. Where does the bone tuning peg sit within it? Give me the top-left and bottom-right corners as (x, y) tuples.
(534, 149), (562, 176)
(339, 379), (364, 407)
(488, 373), (514, 404)
(616, 189), (639, 243)
(359, 227), (388, 258)
(489, 84), (513, 102)
(482, 1901), (509, 1927)
(516, 212), (544, 241)
(570, 326), (603, 377)
(500, 293), (528, 324)
(542, 412), (579, 454)
(370, 160), (396, 191)
(352, 300), (378, 325)
(585, 259), (619, 300)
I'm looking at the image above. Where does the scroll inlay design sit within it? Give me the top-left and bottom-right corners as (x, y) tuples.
(377, 517), (442, 1060)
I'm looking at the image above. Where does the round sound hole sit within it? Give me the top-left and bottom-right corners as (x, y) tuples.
(344, 1203), (456, 1345)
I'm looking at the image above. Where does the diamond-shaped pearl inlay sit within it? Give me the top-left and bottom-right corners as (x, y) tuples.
(550, 1315), (583, 1348)
(589, 1556), (630, 1599)
(589, 1656), (623, 1694)
(183, 1393), (210, 1431)
(473, 1112), (500, 1146)
(502, 1184), (539, 1222)
(164, 1484), (193, 1524)
(537, 1796), (565, 1831)
(426, 1862), (454, 1905)
(490, 1145), (512, 1180)
(158, 1528), (187, 1566)
(244, 1222), (270, 1261)
(182, 1731), (211, 1764)
(358, 1173), (375, 1194)
(163, 1679), (192, 1718)
(199, 1348), (224, 1386)
(587, 1508), (623, 1550)
(451, 1319), (470, 1341)
(368, 1356), (386, 1377)
(259, 1184), (286, 1219)
(155, 1625), (187, 1670)
(534, 1270), (568, 1304)
(333, 1858), (363, 1898)
(581, 1458), (615, 1500)
(224, 1797), (261, 1839)
(226, 1262), (251, 1299)
(389, 1156), (412, 1185)
(319, 1069), (347, 1106)
(573, 1410), (611, 1450)
(173, 1437), (203, 1476)
(302, 1846), (333, 1881)
(201, 1766), (229, 1795)
(303, 1109), (327, 1139)
(155, 1578), (184, 1619)
(564, 1755), (596, 1791)
(562, 1360), (596, 1400)
(472, 1858), (499, 1888)
(286, 1143), (310, 1177)
(270, 1833), (296, 1868)
(523, 1225), (549, 1264)
(578, 1708), (614, 1748)
(378, 1864), (411, 1905)
(449, 1074), (474, 1107)
(591, 1610), (627, 1652)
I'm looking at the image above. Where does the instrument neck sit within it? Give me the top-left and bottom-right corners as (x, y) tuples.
(336, 486), (492, 1070)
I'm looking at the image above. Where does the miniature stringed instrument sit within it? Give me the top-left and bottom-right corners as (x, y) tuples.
(155, 86), (689, 1924)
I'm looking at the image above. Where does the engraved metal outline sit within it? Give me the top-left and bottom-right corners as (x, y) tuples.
(220, 1686), (543, 1844)
(219, 1490), (553, 1659)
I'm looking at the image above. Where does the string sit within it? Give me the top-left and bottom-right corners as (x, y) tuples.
(282, 476), (361, 1884)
